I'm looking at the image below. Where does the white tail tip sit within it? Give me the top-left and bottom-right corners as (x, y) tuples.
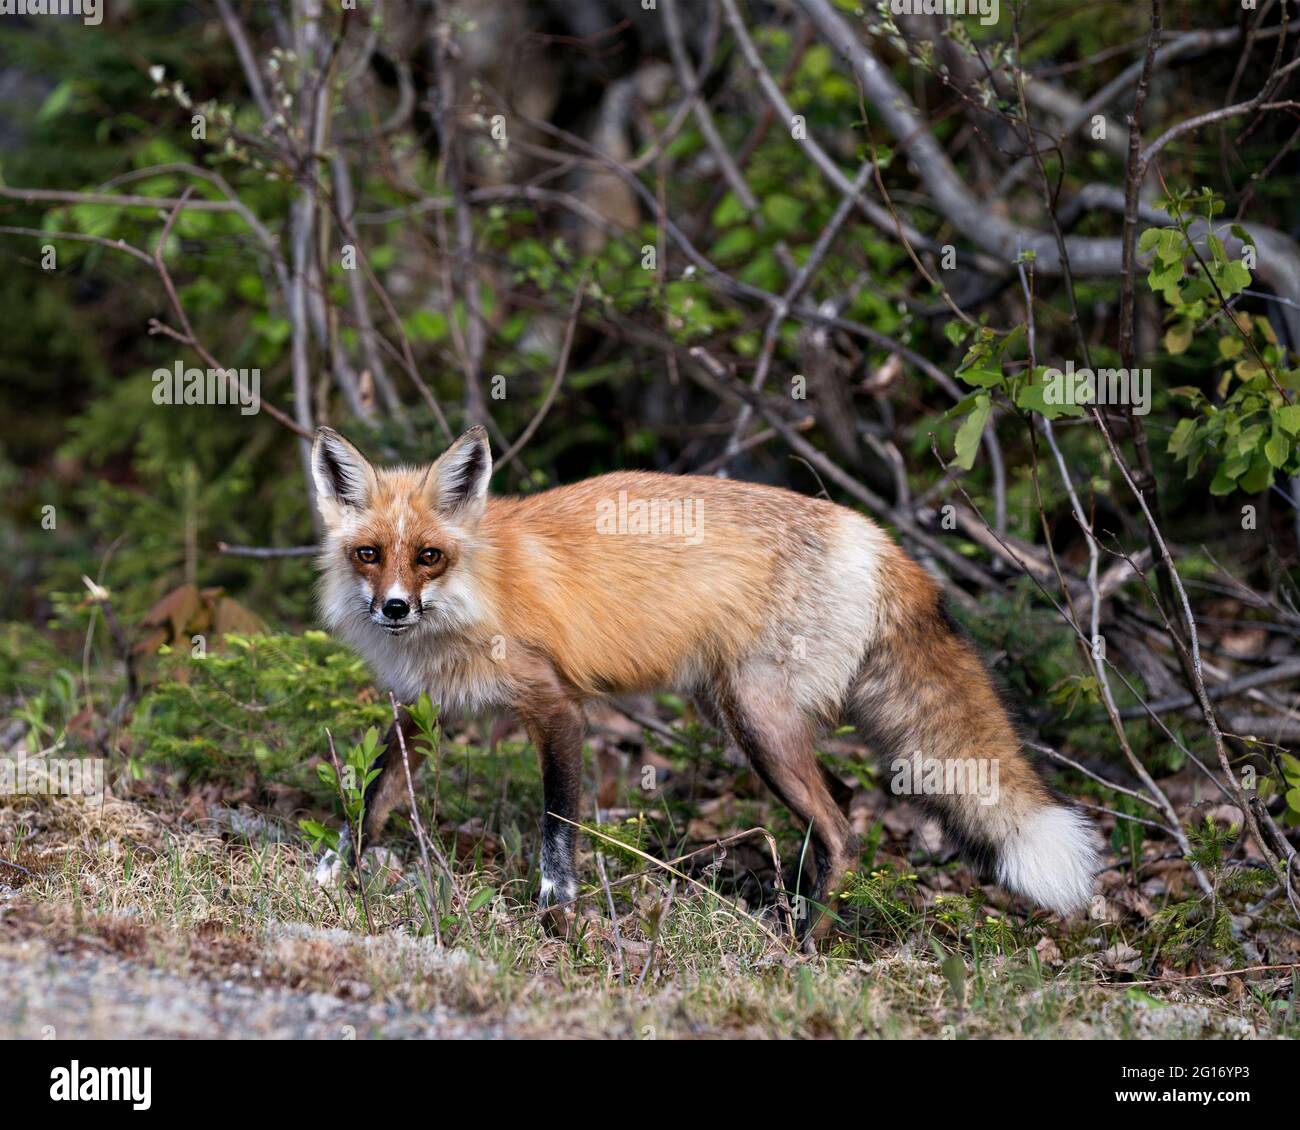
(996, 804), (1099, 915)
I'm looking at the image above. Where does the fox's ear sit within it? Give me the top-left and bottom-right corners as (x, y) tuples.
(312, 427), (378, 522)
(427, 425), (491, 521)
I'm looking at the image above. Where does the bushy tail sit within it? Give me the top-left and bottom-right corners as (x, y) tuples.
(992, 802), (1098, 914)
(849, 563), (1099, 914)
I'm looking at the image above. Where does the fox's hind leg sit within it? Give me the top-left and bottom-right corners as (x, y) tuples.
(697, 689), (852, 817)
(713, 672), (858, 945)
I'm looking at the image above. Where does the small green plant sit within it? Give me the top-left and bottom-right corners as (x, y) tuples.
(128, 631), (389, 793)
(300, 726), (381, 855)
(839, 866), (921, 937)
(932, 893), (1020, 954)
(8, 666), (79, 748)
(1149, 816), (1273, 963)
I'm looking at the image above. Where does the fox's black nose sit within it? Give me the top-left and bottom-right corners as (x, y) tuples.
(381, 598), (410, 620)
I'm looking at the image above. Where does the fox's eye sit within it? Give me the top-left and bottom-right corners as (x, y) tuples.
(416, 547), (443, 567)
(355, 546), (379, 564)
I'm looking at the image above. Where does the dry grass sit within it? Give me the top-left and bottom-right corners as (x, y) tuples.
(2, 779), (1296, 1040)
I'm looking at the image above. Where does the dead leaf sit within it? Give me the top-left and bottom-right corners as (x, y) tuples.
(212, 595), (268, 638)
(454, 817), (500, 862)
(1099, 942), (1143, 973)
(135, 584), (202, 652)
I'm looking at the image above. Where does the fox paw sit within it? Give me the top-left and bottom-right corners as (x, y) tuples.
(313, 826), (352, 886)
(538, 876), (578, 938)
(539, 902), (576, 939)
(314, 848), (342, 887)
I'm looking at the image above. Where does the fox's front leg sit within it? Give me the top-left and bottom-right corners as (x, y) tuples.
(517, 685), (585, 923)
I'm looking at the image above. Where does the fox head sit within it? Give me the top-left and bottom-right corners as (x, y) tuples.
(312, 425), (492, 639)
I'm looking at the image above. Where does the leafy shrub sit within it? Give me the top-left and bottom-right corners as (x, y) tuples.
(127, 631), (389, 796)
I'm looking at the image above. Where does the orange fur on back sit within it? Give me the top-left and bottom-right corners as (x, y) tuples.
(312, 425), (1100, 924)
(475, 472), (837, 693)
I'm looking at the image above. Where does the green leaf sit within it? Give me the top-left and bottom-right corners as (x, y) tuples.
(1164, 322), (1193, 355)
(761, 193), (803, 233)
(712, 192), (748, 228)
(1148, 260), (1183, 291)
(1223, 260), (1252, 293)
(941, 391), (983, 421)
(956, 366), (1003, 389)
(37, 79), (77, 123)
(466, 886), (497, 913)
(802, 44), (833, 80)
(953, 394), (991, 470)
(709, 227), (756, 262)
(1016, 380), (1083, 420)
(1156, 228), (1184, 264)
(1218, 335), (1245, 360)
(1275, 404), (1300, 435)
(1236, 422), (1267, 456)
(737, 249), (783, 292)
(1209, 461), (1243, 495)
(407, 309), (447, 342)
(1167, 417), (1197, 458)
(1239, 452), (1273, 494)
(1265, 427), (1290, 469)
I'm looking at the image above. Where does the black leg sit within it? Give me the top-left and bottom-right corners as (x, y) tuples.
(525, 703), (584, 910)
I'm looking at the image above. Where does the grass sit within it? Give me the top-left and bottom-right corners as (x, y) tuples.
(3, 724), (1299, 1039)
(1, 629), (1296, 1038)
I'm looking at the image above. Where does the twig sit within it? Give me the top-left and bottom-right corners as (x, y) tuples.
(389, 692), (447, 945)
(1119, 659), (1300, 719)
(636, 878), (676, 990)
(496, 276), (586, 466)
(592, 799), (626, 986)
(689, 344), (997, 593)
(548, 813), (792, 951)
(216, 542), (317, 558)
(723, 159), (876, 459)
(691, 417), (815, 476)
(1085, 963), (1300, 988)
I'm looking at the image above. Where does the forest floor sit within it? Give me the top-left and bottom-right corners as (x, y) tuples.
(2, 706), (1297, 1040)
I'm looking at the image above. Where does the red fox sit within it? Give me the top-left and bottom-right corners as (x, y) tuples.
(312, 425), (1098, 938)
